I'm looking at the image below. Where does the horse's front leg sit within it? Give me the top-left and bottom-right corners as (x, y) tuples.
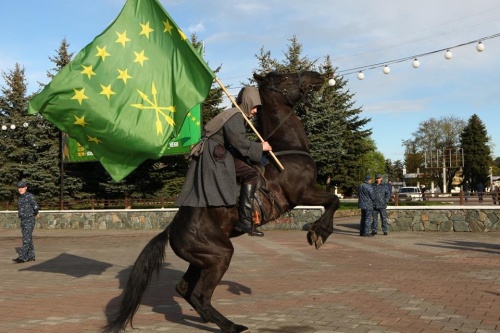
(297, 188), (340, 249)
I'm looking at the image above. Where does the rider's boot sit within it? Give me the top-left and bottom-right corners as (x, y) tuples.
(234, 184), (264, 237)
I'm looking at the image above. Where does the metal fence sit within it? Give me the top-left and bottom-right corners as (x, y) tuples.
(1, 197), (177, 211)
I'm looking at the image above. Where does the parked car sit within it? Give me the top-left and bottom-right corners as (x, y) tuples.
(398, 186), (423, 201)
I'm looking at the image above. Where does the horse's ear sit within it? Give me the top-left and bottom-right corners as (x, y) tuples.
(253, 73), (264, 84)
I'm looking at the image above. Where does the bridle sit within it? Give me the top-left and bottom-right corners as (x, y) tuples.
(266, 72), (318, 104)
(262, 72), (320, 141)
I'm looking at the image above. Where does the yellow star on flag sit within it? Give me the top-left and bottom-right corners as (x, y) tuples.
(71, 88), (89, 105)
(115, 31), (131, 47)
(163, 20), (173, 34)
(81, 65), (96, 79)
(74, 115), (90, 127)
(96, 46), (111, 61)
(117, 68), (132, 83)
(100, 84), (115, 99)
(139, 21), (154, 39)
(88, 136), (102, 144)
(133, 50), (149, 66)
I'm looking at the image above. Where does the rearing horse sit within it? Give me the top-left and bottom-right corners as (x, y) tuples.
(103, 71), (340, 333)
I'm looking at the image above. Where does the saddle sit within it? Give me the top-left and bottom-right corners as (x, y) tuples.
(249, 171), (286, 226)
(252, 186), (283, 225)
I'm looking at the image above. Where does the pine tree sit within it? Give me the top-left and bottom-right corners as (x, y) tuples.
(0, 64), (30, 203)
(460, 114), (491, 188)
(0, 63), (62, 203)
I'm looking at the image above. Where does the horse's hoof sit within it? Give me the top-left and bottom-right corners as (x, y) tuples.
(175, 282), (187, 297)
(307, 230), (318, 246)
(234, 324), (249, 332)
(315, 237), (324, 250)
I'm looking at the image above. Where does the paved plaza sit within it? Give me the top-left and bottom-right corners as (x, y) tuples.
(1, 216), (499, 333)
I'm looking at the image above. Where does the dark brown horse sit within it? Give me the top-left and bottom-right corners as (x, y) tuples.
(103, 71), (340, 333)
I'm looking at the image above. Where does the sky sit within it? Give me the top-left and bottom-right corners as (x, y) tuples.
(1, 0), (500, 164)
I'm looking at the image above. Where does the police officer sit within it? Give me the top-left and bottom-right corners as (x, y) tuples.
(12, 181), (39, 263)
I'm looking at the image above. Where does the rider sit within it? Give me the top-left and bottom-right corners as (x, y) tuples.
(175, 86), (272, 236)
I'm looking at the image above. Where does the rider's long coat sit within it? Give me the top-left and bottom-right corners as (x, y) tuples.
(175, 87), (263, 207)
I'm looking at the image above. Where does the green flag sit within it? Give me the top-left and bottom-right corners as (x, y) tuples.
(28, 0), (215, 181)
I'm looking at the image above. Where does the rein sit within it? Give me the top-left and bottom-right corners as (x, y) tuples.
(273, 150), (313, 159)
(262, 108), (294, 140)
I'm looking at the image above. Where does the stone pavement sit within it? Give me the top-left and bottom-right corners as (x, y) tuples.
(1, 216), (499, 333)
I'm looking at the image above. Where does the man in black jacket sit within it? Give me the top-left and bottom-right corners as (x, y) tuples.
(13, 181), (39, 263)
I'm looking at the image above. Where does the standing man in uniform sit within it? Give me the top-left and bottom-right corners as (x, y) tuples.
(12, 181), (39, 263)
(371, 174), (391, 235)
(358, 175), (374, 237)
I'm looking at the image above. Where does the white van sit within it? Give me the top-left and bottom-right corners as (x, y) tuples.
(398, 186), (423, 201)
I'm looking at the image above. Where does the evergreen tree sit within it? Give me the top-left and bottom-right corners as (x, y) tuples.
(460, 114), (491, 188)
(0, 63), (61, 203)
(0, 63), (30, 203)
(385, 159), (404, 183)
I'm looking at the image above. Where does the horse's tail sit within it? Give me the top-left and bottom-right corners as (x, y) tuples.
(102, 225), (170, 333)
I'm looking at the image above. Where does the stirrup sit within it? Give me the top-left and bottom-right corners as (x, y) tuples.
(235, 221), (264, 237)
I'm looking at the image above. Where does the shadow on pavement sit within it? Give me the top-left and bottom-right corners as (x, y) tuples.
(104, 262), (252, 332)
(19, 252), (112, 277)
(416, 240), (500, 255)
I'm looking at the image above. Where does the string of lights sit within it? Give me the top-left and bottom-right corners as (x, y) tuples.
(220, 31), (500, 92)
(335, 32), (500, 82)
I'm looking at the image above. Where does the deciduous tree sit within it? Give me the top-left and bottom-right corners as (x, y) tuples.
(402, 116), (466, 192)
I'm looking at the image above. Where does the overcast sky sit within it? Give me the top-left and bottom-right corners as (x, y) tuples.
(1, 0), (499, 165)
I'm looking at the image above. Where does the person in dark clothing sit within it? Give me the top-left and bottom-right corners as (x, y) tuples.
(476, 182), (485, 202)
(175, 86), (272, 236)
(463, 180), (470, 202)
(13, 181), (39, 263)
(358, 175), (374, 237)
(371, 174), (391, 235)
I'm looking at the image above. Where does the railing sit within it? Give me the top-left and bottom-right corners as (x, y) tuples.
(1, 197), (178, 211)
(2, 192), (498, 210)
(393, 190), (499, 206)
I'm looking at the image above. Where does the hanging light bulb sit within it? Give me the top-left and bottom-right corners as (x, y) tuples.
(10, 124), (16, 130)
(328, 78), (336, 86)
(23, 122), (29, 128)
(444, 50), (453, 60)
(357, 71), (365, 80)
(412, 58), (420, 68)
(1, 125), (6, 131)
(476, 41), (485, 52)
(383, 65), (391, 74)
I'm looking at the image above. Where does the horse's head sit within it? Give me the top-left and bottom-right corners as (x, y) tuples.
(253, 71), (324, 106)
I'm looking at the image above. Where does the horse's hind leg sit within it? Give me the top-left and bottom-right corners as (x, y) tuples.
(175, 264), (211, 322)
(175, 247), (248, 333)
(170, 215), (249, 332)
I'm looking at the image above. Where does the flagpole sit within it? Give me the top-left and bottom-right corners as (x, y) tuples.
(215, 77), (284, 171)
